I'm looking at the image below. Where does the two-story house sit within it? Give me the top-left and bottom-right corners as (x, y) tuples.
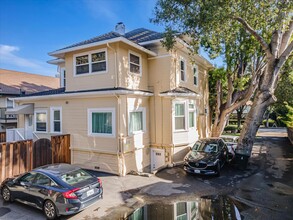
(0, 69), (59, 132)
(11, 23), (212, 175)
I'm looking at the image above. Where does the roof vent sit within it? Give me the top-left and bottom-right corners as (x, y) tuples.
(115, 22), (125, 35)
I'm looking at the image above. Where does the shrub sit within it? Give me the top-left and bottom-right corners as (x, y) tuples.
(224, 125), (240, 133)
(262, 119), (276, 127)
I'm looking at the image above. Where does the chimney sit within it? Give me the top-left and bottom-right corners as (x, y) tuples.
(115, 22), (125, 35)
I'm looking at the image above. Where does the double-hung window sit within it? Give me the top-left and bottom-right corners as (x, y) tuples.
(193, 65), (198, 86)
(76, 55), (89, 75)
(129, 52), (141, 75)
(180, 59), (186, 81)
(175, 103), (186, 130)
(50, 107), (62, 133)
(75, 50), (107, 75)
(189, 103), (196, 128)
(88, 108), (115, 137)
(129, 108), (146, 134)
(35, 110), (47, 132)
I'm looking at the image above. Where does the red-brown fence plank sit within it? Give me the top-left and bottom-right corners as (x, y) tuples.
(0, 135), (70, 183)
(0, 132), (6, 143)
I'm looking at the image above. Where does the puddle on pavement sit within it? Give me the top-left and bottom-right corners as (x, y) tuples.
(0, 207), (11, 217)
(122, 195), (243, 220)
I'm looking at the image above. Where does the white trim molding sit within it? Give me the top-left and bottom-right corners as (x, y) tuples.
(88, 108), (116, 138)
(34, 109), (48, 133)
(50, 106), (62, 134)
(73, 48), (108, 76)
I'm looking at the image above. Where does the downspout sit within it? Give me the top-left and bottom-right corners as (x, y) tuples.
(115, 94), (124, 176)
(107, 43), (118, 88)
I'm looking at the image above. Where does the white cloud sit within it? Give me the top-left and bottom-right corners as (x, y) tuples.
(0, 44), (41, 68)
(0, 44), (58, 76)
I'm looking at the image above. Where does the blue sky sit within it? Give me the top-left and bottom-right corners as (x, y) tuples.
(0, 0), (221, 77)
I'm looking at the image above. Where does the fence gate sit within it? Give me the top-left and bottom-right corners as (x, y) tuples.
(33, 138), (52, 168)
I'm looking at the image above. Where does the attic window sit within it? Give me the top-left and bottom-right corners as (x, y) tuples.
(129, 52), (141, 75)
(74, 49), (107, 76)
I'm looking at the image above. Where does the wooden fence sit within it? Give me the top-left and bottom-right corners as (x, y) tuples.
(0, 132), (6, 142)
(0, 134), (70, 183)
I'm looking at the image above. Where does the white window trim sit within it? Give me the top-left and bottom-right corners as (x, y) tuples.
(189, 110), (196, 129)
(128, 107), (146, 135)
(128, 50), (142, 76)
(173, 101), (188, 132)
(50, 107), (62, 134)
(180, 58), (186, 82)
(88, 108), (116, 138)
(73, 48), (108, 77)
(6, 98), (14, 108)
(60, 68), (66, 88)
(193, 64), (199, 87)
(34, 110), (48, 133)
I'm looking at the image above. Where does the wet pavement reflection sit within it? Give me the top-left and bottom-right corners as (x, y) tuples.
(125, 195), (243, 220)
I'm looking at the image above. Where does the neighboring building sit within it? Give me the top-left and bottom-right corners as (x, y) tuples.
(0, 69), (60, 132)
(11, 23), (212, 175)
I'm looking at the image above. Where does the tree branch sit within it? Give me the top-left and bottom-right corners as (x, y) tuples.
(271, 30), (282, 57)
(226, 74), (233, 108)
(233, 16), (272, 57)
(279, 19), (293, 55)
(278, 40), (293, 68)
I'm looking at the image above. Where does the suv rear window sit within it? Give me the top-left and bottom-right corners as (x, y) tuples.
(60, 169), (92, 185)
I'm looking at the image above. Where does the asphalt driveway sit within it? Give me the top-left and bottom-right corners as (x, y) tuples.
(1, 128), (292, 220)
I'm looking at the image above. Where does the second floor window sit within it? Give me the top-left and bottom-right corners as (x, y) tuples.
(180, 60), (186, 81)
(193, 65), (198, 86)
(75, 50), (107, 75)
(129, 52), (141, 75)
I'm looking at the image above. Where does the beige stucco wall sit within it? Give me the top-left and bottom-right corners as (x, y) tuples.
(117, 42), (149, 91)
(64, 45), (117, 92)
(63, 42), (150, 93)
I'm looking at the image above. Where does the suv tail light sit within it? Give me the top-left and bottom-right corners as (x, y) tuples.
(62, 188), (80, 199)
(97, 178), (102, 187)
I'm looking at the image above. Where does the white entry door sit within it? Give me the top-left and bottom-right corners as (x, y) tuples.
(151, 148), (165, 172)
(25, 114), (33, 139)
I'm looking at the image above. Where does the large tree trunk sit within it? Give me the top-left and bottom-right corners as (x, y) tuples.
(237, 91), (273, 154)
(237, 60), (277, 155)
(211, 114), (229, 137)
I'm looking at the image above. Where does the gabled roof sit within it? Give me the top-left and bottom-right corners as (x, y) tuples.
(48, 28), (163, 58)
(0, 69), (60, 95)
(160, 86), (201, 98)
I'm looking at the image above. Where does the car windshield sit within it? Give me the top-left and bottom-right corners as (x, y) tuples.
(221, 136), (238, 143)
(192, 141), (219, 153)
(60, 169), (92, 185)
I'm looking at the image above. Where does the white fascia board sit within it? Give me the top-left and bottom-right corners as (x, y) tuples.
(47, 59), (65, 65)
(12, 90), (153, 102)
(139, 39), (163, 46)
(48, 37), (157, 58)
(175, 38), (214, 69)
(159, 92), (201, 98)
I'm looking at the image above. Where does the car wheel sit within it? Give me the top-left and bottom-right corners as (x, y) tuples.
(216, 162), (221, 177)
(43, 200), (57, 220)
(2, 186), (12, 202)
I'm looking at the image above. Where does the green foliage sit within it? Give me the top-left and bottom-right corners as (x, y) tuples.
(262, 119), (276, 127)
(272, 57), (293, 126)
(153, 0), (292, 61)
(224, 125), (241, 133)
(279, 103), (293, 128)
